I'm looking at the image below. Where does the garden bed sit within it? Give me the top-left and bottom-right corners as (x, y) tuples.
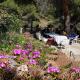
(0, 32), (80, 80)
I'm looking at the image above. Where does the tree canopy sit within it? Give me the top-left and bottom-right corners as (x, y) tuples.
(0, 0), (80, 34)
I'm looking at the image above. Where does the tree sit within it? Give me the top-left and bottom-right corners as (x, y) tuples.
(62, 0), (70, 34)
(0, 7), (22, 33)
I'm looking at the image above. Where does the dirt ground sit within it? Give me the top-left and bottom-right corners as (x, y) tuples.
(47, 51), (80, 68)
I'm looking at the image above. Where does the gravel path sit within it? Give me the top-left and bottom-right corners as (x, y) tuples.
(62, 43), (80, 61)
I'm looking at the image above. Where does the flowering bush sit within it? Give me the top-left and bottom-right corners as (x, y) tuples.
(28, 59), (37, 65)
(69, 67), (80, 80)
(13, 49), (22, 55)
(22, 50), (29, 55)
(47, 66), (60, 73)
(32, 51), (41, 58)
(45, 65), (61, 79)
(71, 67), (80, 73)
(12, 44), (41, 65)
(0, 33), (80, 80)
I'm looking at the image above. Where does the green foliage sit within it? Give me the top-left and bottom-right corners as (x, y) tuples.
(33, 21), (39, 27)
(0, 44), (14, 52)
(74, 0), (80, 6)
(0, 0), (80, 35)
(8, 14), (23, 32)
(0, 33), (14, 52)
(0, 8), (23, 33)
(10, 34), (26, 45)
(1, 0), (19, 10)
(0, 33), (26, 52)
(18, 4), (38, 16)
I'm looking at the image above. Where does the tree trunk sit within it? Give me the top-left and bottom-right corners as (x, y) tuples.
(63, 0), (70, 34)
(28, 19), (33, 33)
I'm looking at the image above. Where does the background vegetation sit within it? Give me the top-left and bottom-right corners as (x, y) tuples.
(0, 0), (80, 34)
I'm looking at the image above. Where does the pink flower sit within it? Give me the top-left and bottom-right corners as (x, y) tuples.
(28, 55), (32, 59)
(47, 66), (60, 73)
(21, 50), (29, 55)
(19, 57), (24, 61)
(77, 78), (80, 80)
(0, 55), (17, 59)
(32, 51), (40, 58)
(29, 48), (32, 52)
(27, 43), (32, 48)
(0, 55), (8, 58)
(32, 54), (40, 58)
(32, 51), (40, 55)
(0, 62), (6, 68)
(13, 49), (21, 55)
(28, 59), (37, 65)
(16, 44), (21, 48)
(71, 67), (80, 73)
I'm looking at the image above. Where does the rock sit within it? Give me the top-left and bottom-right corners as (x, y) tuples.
(8, 58), (18, 68)
(16, 64), (28, 77)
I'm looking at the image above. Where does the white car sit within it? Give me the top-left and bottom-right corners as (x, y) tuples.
(35, 32), (69, 46)
(45, 33), (69, 46)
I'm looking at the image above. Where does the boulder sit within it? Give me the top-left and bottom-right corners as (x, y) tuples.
(8, 58), (18, 69)
(16, 64), (28, 77)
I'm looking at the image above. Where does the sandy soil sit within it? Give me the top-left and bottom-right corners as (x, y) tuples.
(62, 43), (80, 61)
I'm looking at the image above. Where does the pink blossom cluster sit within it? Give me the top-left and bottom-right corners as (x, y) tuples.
(0, 55), (8, 58)
(28, 51), (40, 65)
(16, 44), (21, 48)
(71, 67), (80, 73)
(13, 44), (33, 55)
(27, 43), (32, 49)
(32, 51), (40, 58)
(0, 62), (6, 68)
(26, 43), (33, 51)
(77, 78), (80, 80)
(47, 66), (60, 73)
(28, 59), (37, 65)
(13, 49), (29, 55)
(13, 44), (41, 65)
(0, 55), (16, 59)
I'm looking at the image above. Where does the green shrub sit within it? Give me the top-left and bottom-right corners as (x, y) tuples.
(10, 34), (26, 45)
(0, 33), (26, 52)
